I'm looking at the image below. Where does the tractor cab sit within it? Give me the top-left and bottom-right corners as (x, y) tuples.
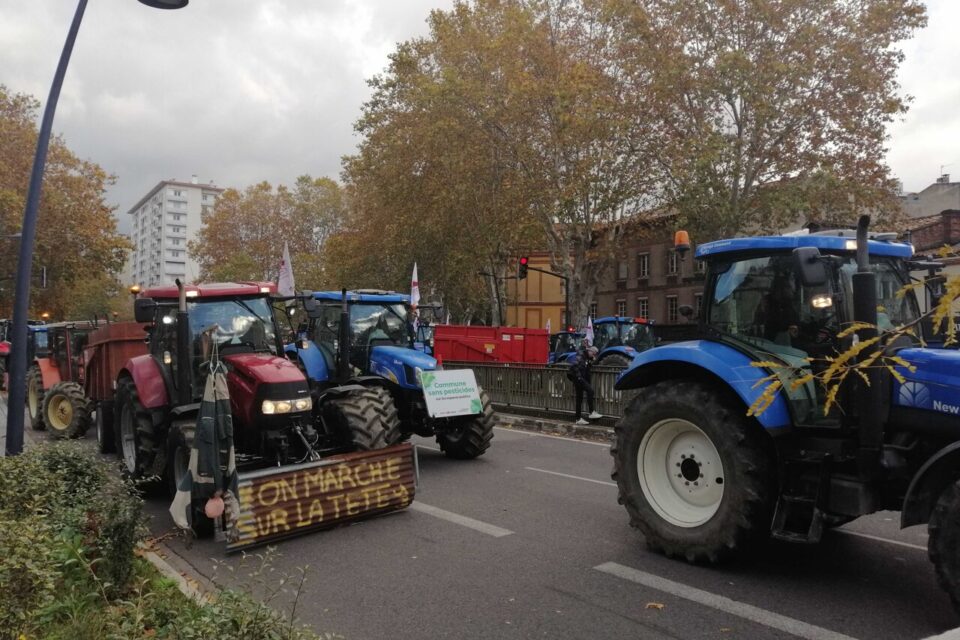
(548, 330), (584, 364)
(45, 321), (99, 384)
(592, 317), (657, 367)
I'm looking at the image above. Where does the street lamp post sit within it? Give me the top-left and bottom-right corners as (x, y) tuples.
(5, 0), (188, 456)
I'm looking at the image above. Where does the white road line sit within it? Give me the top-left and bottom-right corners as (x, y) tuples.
(833, 528), (927, 551)
(416, 444), (441, 452)
(410, 502), (514, 538)
(595, 562), (858, 640)
(494, 425), (611, 447)
(525, 466), (617, 487)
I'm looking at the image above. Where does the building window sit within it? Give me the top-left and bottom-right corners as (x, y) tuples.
(695, 258), (706, 273)
(695, 293), (703, 316)
(616, 299), (626, 317)
(637, 253), (649, 279)
(589, 302), (598, 320)
(637, 297), (649, 319)
(667, 295), (678, 323)
(172, 189), (183, 197)
(667, 250), (678, 275)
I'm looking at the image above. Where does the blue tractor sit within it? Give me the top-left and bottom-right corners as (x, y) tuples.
(289, 290), (495, 459)
(590, 316), (658, 368)
(611, 216), (960, 612)
(548, 330), (584, 365)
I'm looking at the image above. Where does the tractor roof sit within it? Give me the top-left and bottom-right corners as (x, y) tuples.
(312, 290), (410, 304)
(594, 316), (651, 325)
(696, 233), (913, 260)
(142, 281), (276, 300)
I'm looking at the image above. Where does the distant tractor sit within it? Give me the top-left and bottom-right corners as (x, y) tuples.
(1, 319), (46, 391)
(115, 281), (414, 539)
(26, 321), (99, 437)
(290, 290), (496, 459)
(590, 316), (657, 368)
(548, 330), (584, 365)
(612, 217), (960, 613)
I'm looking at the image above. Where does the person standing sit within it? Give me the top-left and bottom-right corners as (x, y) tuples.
(569, 343), (602, 425)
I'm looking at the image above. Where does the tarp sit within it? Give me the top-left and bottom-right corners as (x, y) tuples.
(170, 354), (239, 539)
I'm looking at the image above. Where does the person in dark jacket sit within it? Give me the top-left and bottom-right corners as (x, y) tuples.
(569, 343), (601, 425)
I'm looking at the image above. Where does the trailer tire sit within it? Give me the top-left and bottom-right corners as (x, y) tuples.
(612, 380), (776, 563)
(929, 480), (960, 614)
(96, 401), (116, 454)
(27, 365), (45, 431)
(168, 425), (214, 538)
(436, 389), (495, 460)
(42, 381), (92, 439)
(324, 387), (392, 451)
(116, 377), (160, 482)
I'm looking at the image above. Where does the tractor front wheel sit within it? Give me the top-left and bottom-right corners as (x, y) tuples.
(436, 389), (495, 459)
(116, 378), (160, 482)
(96, 401), (116, 454)
(323, 387), (394, 451)
(929, 480), (960, 614)
(42, 381), (92, 439)
(611, 380), (776, 563)
(27, 366), (45, 431)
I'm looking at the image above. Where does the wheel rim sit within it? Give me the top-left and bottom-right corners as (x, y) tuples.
(120, 403), (137, 473)
(47, 394), (73, 431)
(638, 418), (724, 528)
(27, 376), (39, 418)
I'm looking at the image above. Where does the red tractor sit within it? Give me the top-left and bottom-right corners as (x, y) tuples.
(112, 281), (413, 542)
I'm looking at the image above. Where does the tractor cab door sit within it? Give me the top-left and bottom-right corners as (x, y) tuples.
(50, 328), (70, 380)
(68, 329), (91, 383)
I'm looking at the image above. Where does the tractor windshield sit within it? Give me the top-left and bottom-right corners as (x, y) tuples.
(310, 302), (412, 371)
(594, 321), (655, 352)
(179, 296), (278, 357)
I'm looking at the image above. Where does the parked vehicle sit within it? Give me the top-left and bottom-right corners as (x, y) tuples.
(590, 317), (657, 368)
(289, 290), (496, 459)
(1, 319), (46, 390)
(433, 324), (549, 364)
(611, 217), (960, 613)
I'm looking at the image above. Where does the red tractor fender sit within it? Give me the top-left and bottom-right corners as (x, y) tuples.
(118, 354), (169, 409)
(36, 358), (62, 390)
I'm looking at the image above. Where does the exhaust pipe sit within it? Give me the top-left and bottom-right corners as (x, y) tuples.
(337, 288), (351, 382)
(851, 216), (882, 479)
(175, 279), (192, 405)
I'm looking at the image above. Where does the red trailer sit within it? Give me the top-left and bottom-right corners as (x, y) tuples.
(83, 321), (148, 453)
(433, 325), (549, 364)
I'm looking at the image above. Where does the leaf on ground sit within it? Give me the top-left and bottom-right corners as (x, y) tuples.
(645, 602), (665, 610)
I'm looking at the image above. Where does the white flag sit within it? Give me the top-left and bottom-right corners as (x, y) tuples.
(278, 242), (295, 297)
(545, 318), (552, 333)
(584, 315), (594, 345)
(410, 262), (420, 308)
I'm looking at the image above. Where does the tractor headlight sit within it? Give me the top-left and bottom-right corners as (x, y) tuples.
(414, 366), (424, 386)
(262, 397), (312, 415)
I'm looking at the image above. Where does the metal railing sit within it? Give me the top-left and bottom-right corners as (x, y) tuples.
(444, 361), (639, 417)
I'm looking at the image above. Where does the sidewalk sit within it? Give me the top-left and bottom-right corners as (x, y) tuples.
(496, 411), (614, 443)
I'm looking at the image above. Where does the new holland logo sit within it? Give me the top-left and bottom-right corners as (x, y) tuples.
(898, 381), (931, 409)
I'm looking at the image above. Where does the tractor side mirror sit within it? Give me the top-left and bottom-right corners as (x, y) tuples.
(793, 247), (828, 287)
(134, 298), (157, 323)
(301, 292), (317, 313)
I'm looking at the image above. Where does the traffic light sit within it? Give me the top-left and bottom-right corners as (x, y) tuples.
(518, 256), (529, 280)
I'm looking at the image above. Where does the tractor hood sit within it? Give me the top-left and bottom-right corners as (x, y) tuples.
(224, 353), (306, 385)
(892, 347), (960, 415)
(370, 345), (437, 389)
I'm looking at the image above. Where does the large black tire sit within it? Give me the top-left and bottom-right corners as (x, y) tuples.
(323, 387), (395, 451)
(42, 381), (92, 439)
(115, 377), (161, 481)
(599, 353), (632, 369)
(367, 386), (404, 445)
(26, 365), (45, 431)
(167, 425), (215, 538)
(436, 389), (495, 460)
(929, 480), (960, 615)
(611, 380), (777, 563)
(96, 401), (116, 454)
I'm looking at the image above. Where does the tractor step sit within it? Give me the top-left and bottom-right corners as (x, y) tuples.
(227, 443), (417, 552)
(771, 454), (833, 544)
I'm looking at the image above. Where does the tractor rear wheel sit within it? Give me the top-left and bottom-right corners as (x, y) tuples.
(116, 378), (160, 482)
(27, 366), (45, 431)
(929, 480), (960, 614)
(96, 401), (116, 454)
(323, 387), (393, 451)
(42, 381), (92, 439)
(599, 353), (632, 369)
(611, 380), (777, 563)
(436, 389), (495, 460)
(168, 425), (214, 538)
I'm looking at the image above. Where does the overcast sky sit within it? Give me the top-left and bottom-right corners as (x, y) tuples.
(2, 0), (958, 235)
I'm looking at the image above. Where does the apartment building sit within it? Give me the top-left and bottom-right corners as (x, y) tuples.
(127, 176), (223, 287)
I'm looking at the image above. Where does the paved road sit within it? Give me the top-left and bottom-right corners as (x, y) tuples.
(136, 425), (958, 640)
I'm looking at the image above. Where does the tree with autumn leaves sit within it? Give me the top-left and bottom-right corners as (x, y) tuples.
(0, 86), (130, 320)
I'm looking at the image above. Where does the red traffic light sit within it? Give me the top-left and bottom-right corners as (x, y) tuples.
(519, 256), (529, 265)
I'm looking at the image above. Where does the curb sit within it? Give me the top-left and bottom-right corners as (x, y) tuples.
(496, 412), (614, 443)
(140, 543), (213, 604)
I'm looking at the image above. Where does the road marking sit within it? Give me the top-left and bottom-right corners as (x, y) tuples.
(833, 528), (927, 551)
(416, 444), (441, 453)
(410, 502), (514, 538)
(494, 425), (611, 447)
(595, 562), (858, 640)
(525, 466), (617, 487)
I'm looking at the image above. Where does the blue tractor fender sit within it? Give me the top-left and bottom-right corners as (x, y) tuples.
(902, 440), (960, 528)
(614, 341), (793, 431)
(286, 341), (331, 383)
